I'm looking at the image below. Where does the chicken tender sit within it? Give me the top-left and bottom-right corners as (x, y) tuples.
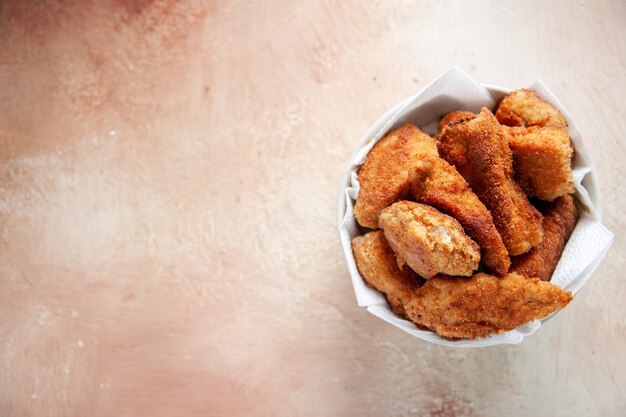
(438, 108), (544, 255)
(512, 195), (579, 281)
(409, 155), (510, 274)
(435, 113), (476, 181)
(404, 272), (573, 339)
(505, 126), (574, 201)
(378, 201), (480, 279)
(354, 124), (438, 229)
(496, 89), (567, 129)
(351, 231), (422, 317)
(436, 111), (475, 137)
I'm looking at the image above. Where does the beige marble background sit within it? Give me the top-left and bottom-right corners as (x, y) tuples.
(0, 1), (625, 416)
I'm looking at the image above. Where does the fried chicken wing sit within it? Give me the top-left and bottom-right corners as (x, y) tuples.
(354, 124), (438, 229)
(351, 231), (422, 317)
(378, 201), (480, 279)
(505, 126), (574, 201)
(409, 155), (510, 274)
(436, 111), (475, 137)
(404, 272), (573, 339)
(495, 89), (567, 129)
(512, 195), (579, 281)
(438, 108), (544, 255)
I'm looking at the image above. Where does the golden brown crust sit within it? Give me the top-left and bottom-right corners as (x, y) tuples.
(409, 155), (510, 274)
(511, 195), (579, 281)
(495, 89), (567, 129)
(438, 108), (544, 256)
(436, 111), (475, 137)
(436, 114), (477, 181)
(378, 201), (480, 279)
(404, 272), (573, 339)
(351, 231), (422, 317)
(505, 126), (574, 201)
(354, 124), (438, 229)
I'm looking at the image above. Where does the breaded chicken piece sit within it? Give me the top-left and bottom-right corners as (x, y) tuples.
(439, 113), (573, 202)
(354, 124), (438, 229)
(404, 272), (573, 339)
(495, 89), (567, 129)
(378, 201), (480, 279)
(512, 195), (579, 281)
(409, 155), (510, 274)
(435, 113), (477, 181)
(438, 108), (544, 256)
(505, 126), (574, 201)
(435, 111), (475, 137)
(351, 231), (422, 317)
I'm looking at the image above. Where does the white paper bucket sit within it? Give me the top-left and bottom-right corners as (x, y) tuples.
(337, 67), (614, 347)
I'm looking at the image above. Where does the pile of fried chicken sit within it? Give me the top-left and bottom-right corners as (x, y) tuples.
(352, 90), (579, 340)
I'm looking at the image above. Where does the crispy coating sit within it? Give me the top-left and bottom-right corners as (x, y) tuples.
(379, 201), (480, 279)
(409, 155), (510, 274)
(505, 126), (574, 201)
(404, 272), (573, 339)
(351, 231), (422, 317)
(438, 108), (544, 256)
(436, 113), (476, 181)
(354, 124), (438, 229)
(495, 89), (567, 129)
(436, 111), (475, 137)
(512, 195), (579, 281)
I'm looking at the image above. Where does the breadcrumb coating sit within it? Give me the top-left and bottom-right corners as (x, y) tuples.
(512, 195), (579, 281)
(410, 155), (510, 274)
(354, 124), (438, 229)
(405, 272), (572, 339)
(505, 126), (574, 201)
(379, 201), (480, 279)
(435, 110), (475, 138)
(351, 231), (422, 317)
(496, 89), (567, 129)
(438, 108), (544, 256)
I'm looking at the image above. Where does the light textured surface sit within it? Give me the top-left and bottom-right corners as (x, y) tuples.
(0, 1), (624, 416)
